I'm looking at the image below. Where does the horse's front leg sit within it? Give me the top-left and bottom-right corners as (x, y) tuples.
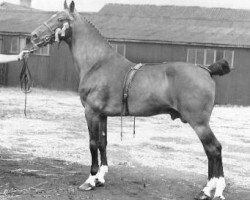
(79, 106), (108, 191)
(96, 115), (108, 187)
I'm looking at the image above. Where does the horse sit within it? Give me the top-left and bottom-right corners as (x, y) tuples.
(30, 1), (231, 200)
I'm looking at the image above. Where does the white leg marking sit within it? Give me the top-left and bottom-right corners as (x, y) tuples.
(96, 165), (108, 184)
(79, 174), (97, 190)
(214, 177), (226, 199)
(85, 174), (97, 186)
(202, 178), (217, 197)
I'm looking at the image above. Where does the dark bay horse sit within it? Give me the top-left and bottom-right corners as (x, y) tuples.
(30, 1), (231, 200)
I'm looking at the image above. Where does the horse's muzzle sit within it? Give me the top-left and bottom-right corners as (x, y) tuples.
(31, 34), (54, 48)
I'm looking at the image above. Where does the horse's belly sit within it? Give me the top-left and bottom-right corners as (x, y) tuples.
(128, 84), (173, 116)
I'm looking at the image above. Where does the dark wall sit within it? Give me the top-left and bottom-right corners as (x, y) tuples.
(125, 42), (187, 63)
(215, 48), (250, 105)
(3, 37), (79, 91)
(3, 36), (250, 105)
(124, 41), (250, 105)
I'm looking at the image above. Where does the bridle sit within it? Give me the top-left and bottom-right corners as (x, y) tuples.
(33, 11), (74, 47)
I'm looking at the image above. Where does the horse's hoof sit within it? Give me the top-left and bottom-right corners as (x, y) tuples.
(79, 182), (95, 191)
(95, 180), (104, 187)
(213, 197), (225, 200)
(194, 191), (212, 200)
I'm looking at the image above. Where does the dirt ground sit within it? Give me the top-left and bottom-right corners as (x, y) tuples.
(0, 87), (249, 200)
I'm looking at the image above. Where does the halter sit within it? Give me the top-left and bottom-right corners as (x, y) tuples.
(34, 11), (74, 47)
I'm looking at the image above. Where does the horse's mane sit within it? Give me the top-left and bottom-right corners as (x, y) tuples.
(75, 12), (112, 48)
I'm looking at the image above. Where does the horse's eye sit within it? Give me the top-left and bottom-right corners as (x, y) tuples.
(58, 18), (64, 22)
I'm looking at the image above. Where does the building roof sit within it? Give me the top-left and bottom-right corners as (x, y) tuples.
(1, 4), (250, 47)
(0, 9), (55, 35)
(93, 4), (250, 47)
(99, 4), (250, 22)
(0, 1), (39, 11)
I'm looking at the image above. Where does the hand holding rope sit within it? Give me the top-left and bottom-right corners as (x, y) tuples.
(19, 51), (33, 116)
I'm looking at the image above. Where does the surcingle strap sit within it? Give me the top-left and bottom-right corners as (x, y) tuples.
(120, 63), (143, 141)
(122, 63), (144, 116)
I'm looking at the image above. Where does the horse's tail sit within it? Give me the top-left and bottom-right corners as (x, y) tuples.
(208, 59), (230, 76)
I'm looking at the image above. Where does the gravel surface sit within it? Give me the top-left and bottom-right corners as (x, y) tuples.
(0, 87), (249, 200)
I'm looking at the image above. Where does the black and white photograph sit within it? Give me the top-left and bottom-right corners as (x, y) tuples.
(0, 0), (249, 199)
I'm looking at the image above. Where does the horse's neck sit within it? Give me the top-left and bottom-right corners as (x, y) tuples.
(70, 17), (129, 76)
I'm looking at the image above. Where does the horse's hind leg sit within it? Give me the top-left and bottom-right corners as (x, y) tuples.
(191, 123), (225, 200)
(79, 106), (108, 190)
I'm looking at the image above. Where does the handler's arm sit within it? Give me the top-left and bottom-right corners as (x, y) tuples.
(0, 54), (20, 63)
(0, 50), (29, 64)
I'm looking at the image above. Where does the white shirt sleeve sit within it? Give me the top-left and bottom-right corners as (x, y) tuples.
(0, 54), (19, 63)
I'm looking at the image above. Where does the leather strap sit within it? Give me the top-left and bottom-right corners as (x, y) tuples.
(122, 63), (144, 116)
(198, 64), (212, 74)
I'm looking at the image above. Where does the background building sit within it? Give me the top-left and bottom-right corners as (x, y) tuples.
(1, 2), (250, 105)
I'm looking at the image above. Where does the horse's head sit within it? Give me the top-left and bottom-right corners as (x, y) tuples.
(31, 0), (76, 47)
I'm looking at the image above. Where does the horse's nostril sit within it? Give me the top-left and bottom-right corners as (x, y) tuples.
(32, 33), (38, 39)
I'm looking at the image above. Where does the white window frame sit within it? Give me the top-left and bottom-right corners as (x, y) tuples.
(117, 43), (126, 56)
(10, 37), (19, 54)
(9, 36), (33, 54)
(0, 36), (2, 53)
(110, 42), (126, 57)
(8, 36), (50, 56)
(204, 49), (216, 65)
(19, 37), (27, 51)
(187, 48), (196, 64)
(33, 45), (50, 56)
(223, 50), (235, 69)
(187, 48), (234, 68)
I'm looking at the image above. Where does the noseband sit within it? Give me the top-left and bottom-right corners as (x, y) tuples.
(35, 12), (74, 47)
(34, 22), (55, 47)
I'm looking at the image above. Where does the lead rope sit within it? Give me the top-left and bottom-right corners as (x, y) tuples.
(120, 114), (123, 141)
(133, 117), (136, 138)
(24, 90), (27, 116)
(19, 56), (32, 117)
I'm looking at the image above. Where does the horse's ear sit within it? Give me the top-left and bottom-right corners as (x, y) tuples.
(70, 1), (75, 13)
(64, 0), (69, 9)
